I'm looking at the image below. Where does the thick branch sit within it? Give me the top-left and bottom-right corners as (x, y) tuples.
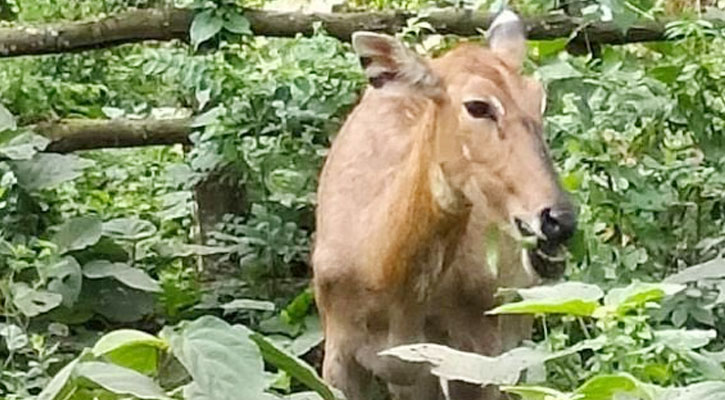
(0, 8), (715, 57)
(35, 118), (191, 153)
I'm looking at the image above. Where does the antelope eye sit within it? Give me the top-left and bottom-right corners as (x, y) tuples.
(464, 100), (498, 121)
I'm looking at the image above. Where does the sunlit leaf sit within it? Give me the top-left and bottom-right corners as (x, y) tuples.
(488, 282), (604, 316)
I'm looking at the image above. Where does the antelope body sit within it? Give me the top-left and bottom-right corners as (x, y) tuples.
(312, 11), (576, 400)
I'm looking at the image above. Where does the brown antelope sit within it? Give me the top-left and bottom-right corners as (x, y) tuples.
(312, 10), (576, 400)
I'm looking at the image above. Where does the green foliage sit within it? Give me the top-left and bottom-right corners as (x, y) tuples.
(36, 315), (338, 400)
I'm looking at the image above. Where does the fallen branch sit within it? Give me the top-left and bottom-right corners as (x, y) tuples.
(35, 118), (191, 153)
(0, 7), (715, 57)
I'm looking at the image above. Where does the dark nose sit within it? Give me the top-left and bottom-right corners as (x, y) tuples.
(540, 207), (576, 245)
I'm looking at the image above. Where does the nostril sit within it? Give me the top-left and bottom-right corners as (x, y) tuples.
(541, 207), (576, 243)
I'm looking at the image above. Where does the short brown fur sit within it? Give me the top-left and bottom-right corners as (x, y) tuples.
(313, 16), (574, 400)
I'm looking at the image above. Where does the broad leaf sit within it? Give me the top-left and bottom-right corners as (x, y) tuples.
(190, 9), (223, 49)
(11, 153), (94, 190)
(0, 103), (16, 131)
(488, 282), (604, 316)
(84, 260), (161, 293)
(604, 282), (685, 313)
(38, 357), (79, 400)
(102, 217), (157, 241)
(93, 329), (166, 356)
(160, 316), (267, 400)
(653, 329), (716, 350)
(0, 131), (49, 160)
(223, 10), (252, 34)
(501, 385), (572, 400)
(46, 256), (83, 307)
(574, 373), (657, 400)
(52, 215), (103, 253)
(12, 282), (63, 317)
(82, 278), (155, 322)
(249, 331), (338, 400)
(75, 361), (169, 400)
(665, 258), (725, 284)
(92, 329), (167, 374)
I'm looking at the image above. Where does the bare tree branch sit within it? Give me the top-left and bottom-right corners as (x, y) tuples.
(0, 7), (713, 57)
(34, 118), (191, 153)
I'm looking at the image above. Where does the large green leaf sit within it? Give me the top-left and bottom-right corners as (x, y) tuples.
(653, 329), (716, 350)
(190, 9), (223, 49)
(0, 131), (49, 160)
(11, 153), (94, 190)
(501, 385), (572, 400)
(488, 282), (604, 316)
(665, 258), (725, 284)
(84, 260), (161, 293)
(92, 329), (167, 375)
(102, 217), (158, 241)
(160, 316), (267, 400)
(11, 282), (63, 317)
(574, 374), (656, 400)
(603, 282), (685, 314)
(75, 361), (169, 400)
(46, 256), (83, 307)
(249, 331), (339, 400)
(52, 216), (103, 253)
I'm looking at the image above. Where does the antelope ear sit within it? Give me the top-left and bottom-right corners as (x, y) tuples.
(352, 32), (441, 93)
(487, 10), (527, 69)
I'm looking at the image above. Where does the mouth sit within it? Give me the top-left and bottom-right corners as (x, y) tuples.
(514, 219), (567, 280)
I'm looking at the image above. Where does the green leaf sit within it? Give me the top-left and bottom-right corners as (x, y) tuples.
(665, 258), (725, 284)
(604, 282), (685, 313)
(501, 385), (572, 400)
(160, 316), (267, 400)
(0, 131), (50, 160)
(75, 361), (169, 400)
(82, 278), (155, 323)
(93, 329), (166, 356)
(0, 103), (16, 132)
(46, 256), (83, 307)
(574, 373), (656, 400)
(488, 282), (604, 316)
(223, 10), (252, 35)
(11, 282), (63, 317)
(190, 9), (223, 49)
(249, 331), (339, 400)
(38, 358), (79, 400)
(536, 59), (582, 83)
(686, 351), (725, 380)
(0, 323), (28, 351)
(52, 216), (103, 253)
(84, 260), (161, 293)
(10, 153), (94, 190)
(102, 217), (158, 241)
(653, 329), (716, 350)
